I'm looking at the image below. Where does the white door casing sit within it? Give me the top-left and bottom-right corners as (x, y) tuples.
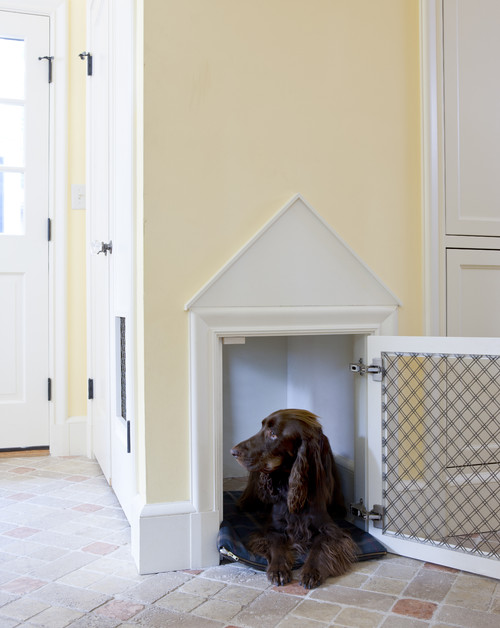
(108, 0), (136, 520)
(0, 10), (50, 449)
(87, 0), (111, 480)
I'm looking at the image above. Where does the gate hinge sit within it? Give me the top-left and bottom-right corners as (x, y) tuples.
(88, 378), (94, 400)
(47, 218), (52, 241)
(349, 358), (383, 381)
(48, 378), (52, 401)
(350, 499), (384, 529)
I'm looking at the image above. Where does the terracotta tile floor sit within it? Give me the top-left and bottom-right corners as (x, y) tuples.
(0, 456), (498, 627)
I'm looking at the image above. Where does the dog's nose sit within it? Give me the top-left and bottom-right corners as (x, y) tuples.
(230, 447), (240, 458)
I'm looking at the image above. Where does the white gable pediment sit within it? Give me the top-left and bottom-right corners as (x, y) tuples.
(186, 195), (400, 310)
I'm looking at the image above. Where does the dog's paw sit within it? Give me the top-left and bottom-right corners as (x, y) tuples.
(267, 565), (292, 586)
(299, 567), (323, 589)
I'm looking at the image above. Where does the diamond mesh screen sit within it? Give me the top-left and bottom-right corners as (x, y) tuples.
(382, 352), (500, 559)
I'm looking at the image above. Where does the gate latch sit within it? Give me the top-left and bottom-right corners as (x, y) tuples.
(349, 358), (383, 382)
(350, 499), (384, 529)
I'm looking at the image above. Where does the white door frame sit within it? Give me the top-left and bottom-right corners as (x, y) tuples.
(0, 0), (69, 454)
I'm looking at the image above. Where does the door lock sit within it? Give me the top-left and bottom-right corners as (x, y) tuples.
(91, 240), (113, 256)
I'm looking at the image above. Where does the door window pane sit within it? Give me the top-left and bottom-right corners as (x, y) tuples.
(0, 38), (25, 99)
(0, 36), (25, 234)
(0, 104), (24, 166)
(0, 172), (24, 234)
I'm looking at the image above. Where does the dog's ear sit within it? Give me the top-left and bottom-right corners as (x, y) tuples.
(287, 440), (309, 513)
(288, 430), (332, 513)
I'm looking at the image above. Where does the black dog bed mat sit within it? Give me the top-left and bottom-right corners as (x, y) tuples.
(218, 490), (386, 570)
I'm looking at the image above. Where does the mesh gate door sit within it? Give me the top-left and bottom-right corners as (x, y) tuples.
(382, 352), (500, 559)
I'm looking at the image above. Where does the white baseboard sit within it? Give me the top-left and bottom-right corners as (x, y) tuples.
(50, 416), (87, 456)
(131, 498), (220, 574)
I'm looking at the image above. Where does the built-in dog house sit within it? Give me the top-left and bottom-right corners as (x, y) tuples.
(185, 195), (400, 568)
(183, 195), (500, 580)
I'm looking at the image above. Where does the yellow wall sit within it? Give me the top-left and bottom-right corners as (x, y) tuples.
(67, 0), (87, 418)
(142, 0), (422, 503)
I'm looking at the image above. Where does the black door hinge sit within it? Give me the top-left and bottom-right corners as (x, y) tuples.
(47, 218), (52, 241)
(88, 378), (94, 400)
(48, 378), (52, 401)
(78, 51), (93, 76)
(38, 55), (54, 83)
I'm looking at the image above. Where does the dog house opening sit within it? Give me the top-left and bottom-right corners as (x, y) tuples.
(222, 334), (361, 513)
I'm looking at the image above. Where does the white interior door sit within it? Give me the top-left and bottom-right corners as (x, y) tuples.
(366, 335), (500, 580)
(0, 11), (50, 449)
(87, 0), (136, 517)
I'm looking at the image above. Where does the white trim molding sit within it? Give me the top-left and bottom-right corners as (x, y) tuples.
(184, 305), (398, 570)
(50, 0), (70, 455)
(178, 194), (401, 572)
(131, 497), (220, 573)
(420, 0), (446, 335)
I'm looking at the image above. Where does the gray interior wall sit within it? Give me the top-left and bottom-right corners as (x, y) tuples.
(222, 335), (356, 482)
(223, 337), (288, 478)
(286, 335), (355, 460)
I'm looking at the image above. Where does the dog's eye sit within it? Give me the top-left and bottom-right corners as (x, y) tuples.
(267, 429), (278, 440)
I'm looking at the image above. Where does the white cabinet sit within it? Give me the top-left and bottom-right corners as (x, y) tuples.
(443, 0), (500, 335)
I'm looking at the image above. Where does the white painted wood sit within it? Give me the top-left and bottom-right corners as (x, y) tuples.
(0, 11), (50, 448)
(49, 0), (70, 455)
(87, 0), (136, 519)
(422, 1), (500, 335)
(131, 495), (220, 573)
(108, 0), (136, 522)
(367, 335), (500, 579)
(87, 0), (111, 479)
(186, 195), (401, 309)
(444, 0), (500, 237)
(183, 305), (398, 569)
(446, 249), (500, 336)
(420, 0), (445, 335)
(0, 0), (63, 11)
(138, 195), (400, 572)
(2, 0), (72, 455)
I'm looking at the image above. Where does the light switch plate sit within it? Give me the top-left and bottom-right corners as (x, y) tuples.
(71, 184), (86, 210)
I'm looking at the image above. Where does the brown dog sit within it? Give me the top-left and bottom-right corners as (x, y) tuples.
(231, 409), (356, 588)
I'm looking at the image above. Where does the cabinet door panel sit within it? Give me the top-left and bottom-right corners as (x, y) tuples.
(447, 249), (500, 336)
(444, 0), (500, 236)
